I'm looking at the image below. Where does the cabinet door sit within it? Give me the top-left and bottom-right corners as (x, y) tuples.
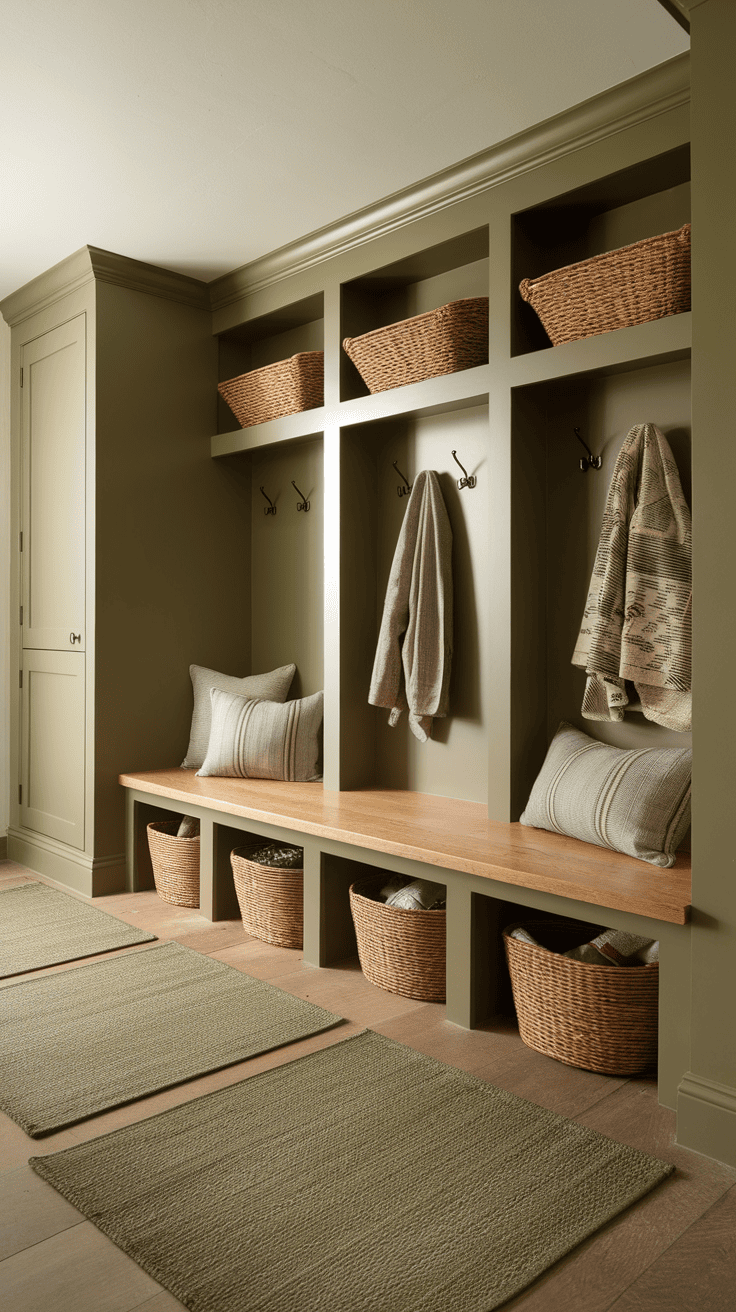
(20, 650), (85, 849)
(21, 315), (86, 651)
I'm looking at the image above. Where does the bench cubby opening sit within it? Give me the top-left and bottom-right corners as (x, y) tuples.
(509, 356), (691, 821)
(249, 433), (324, 704)
(338, 402), (491, 800)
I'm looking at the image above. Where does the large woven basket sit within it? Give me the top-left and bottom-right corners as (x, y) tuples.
(218, 351), (324, 429)
(519, 223), (691, 347)
(146, 820), (200, 908)
(349, 875), (446, 1002)
(230, 846), (304, 949)
(342, 296), (488, 394)
(503, 920), (658, 1076)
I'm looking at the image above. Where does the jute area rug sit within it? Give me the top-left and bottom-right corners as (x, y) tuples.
(0, 881), (156, 977)
(31, 1029), (673, 1312)
(1, 941), (341, 1137)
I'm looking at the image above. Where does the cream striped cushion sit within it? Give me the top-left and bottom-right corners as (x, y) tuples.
(181, 663), (296, 770)
(197, 689), (323, 782)
(520, 722), (691, 867)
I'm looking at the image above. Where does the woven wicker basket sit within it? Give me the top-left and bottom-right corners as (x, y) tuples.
(519, 223), (691, 347)
(146, 820), (200, 908)
(342, 296), (488, 394)
(503, 920), (658, 1076)
(349, 875), (446, 1002)
(230, 846), (304, 949)
(218, 351), (323, 429)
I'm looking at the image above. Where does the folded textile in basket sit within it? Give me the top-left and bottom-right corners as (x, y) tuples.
(380, 877), (447, 910)
(510, 926), (658, 966)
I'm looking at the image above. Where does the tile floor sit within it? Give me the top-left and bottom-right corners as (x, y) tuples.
(1, 858), (735, 1312)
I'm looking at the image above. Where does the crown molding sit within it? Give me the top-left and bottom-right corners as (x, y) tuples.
(209, 52), (690, 313)
(0, 245), (209, 328)
(656, 0), (692, 32)
(87, 247), (209, 311)
(0, 247), (96, 327)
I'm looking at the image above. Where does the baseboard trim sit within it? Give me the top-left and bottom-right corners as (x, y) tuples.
(677, 1071), (736, 1168)
(7, 827), (126, 898)
(0, 834), (7, 860)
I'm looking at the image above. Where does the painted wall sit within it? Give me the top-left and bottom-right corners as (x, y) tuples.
(0, 317), (10, 847)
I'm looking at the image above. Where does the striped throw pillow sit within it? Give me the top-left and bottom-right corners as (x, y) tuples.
(520, 722), (691, 867)
(197, 689), (323, 782)
(181, 663), (296, 770)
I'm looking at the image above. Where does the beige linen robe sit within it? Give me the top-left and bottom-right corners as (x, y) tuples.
(369, 470), (453, 742)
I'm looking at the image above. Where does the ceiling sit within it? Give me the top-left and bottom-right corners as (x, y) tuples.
(0, 0), (688, 303)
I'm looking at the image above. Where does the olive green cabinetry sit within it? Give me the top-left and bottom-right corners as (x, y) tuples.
(2, 250), (251, 895)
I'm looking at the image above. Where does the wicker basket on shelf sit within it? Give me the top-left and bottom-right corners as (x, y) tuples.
(146, 820), (200, 908)
(349, 875), (446, 1002)
(342, 296), (488, 394)
(519, 223), (691, 347)
(230, 845), (304, 949)
(218, 351), (324, 429)
(503, 920), (659, 1076)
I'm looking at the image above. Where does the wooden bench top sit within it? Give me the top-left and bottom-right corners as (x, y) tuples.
(120, 769), (692, 926)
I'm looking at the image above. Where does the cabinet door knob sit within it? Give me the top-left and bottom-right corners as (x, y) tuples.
(70, 632), (81, 644)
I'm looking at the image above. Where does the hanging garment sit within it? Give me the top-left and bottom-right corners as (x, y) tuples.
(369, 469), (453, 742)
(572, 422), (691, 732)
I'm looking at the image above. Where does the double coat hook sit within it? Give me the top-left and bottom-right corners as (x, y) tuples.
(452, 450), (476, 490)
(292, 480), (310, 512)
(574, 428), (602, 473)
(393, 461), (413, 498)
(260, 486), (276, 516)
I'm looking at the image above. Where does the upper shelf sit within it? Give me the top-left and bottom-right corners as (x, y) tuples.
(508, 311), (691, 389)
(211, 363), (492, 456)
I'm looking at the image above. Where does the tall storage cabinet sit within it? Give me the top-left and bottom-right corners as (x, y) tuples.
(3, 248), (253, 896)
(19, 313), (87, 848)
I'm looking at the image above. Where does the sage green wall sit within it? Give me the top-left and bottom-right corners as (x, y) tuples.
(678, 0), (736, 1164)
(250, 437), (324, 700)
(0, 317), (9, 848)
(94, 281), (251, 857)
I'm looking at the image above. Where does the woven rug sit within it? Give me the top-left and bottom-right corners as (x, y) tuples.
(1, 941), (341, 1137)
(30, 1030), (673, 1311)
(0, 881), (156, 977)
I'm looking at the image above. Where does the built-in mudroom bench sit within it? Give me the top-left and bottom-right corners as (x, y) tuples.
(121, 768), (691, 1111)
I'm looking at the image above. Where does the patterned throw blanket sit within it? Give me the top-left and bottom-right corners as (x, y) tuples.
(369, 469), (453, 742)
(572, 422), (691, 732)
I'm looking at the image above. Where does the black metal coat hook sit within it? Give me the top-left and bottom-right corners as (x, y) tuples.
(260, 486), (277, 516)
(452, 450), (476, 489)
(573, 428), (602, 473)
(393, 461), (413, 498)
(292, 480), (310, 512)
